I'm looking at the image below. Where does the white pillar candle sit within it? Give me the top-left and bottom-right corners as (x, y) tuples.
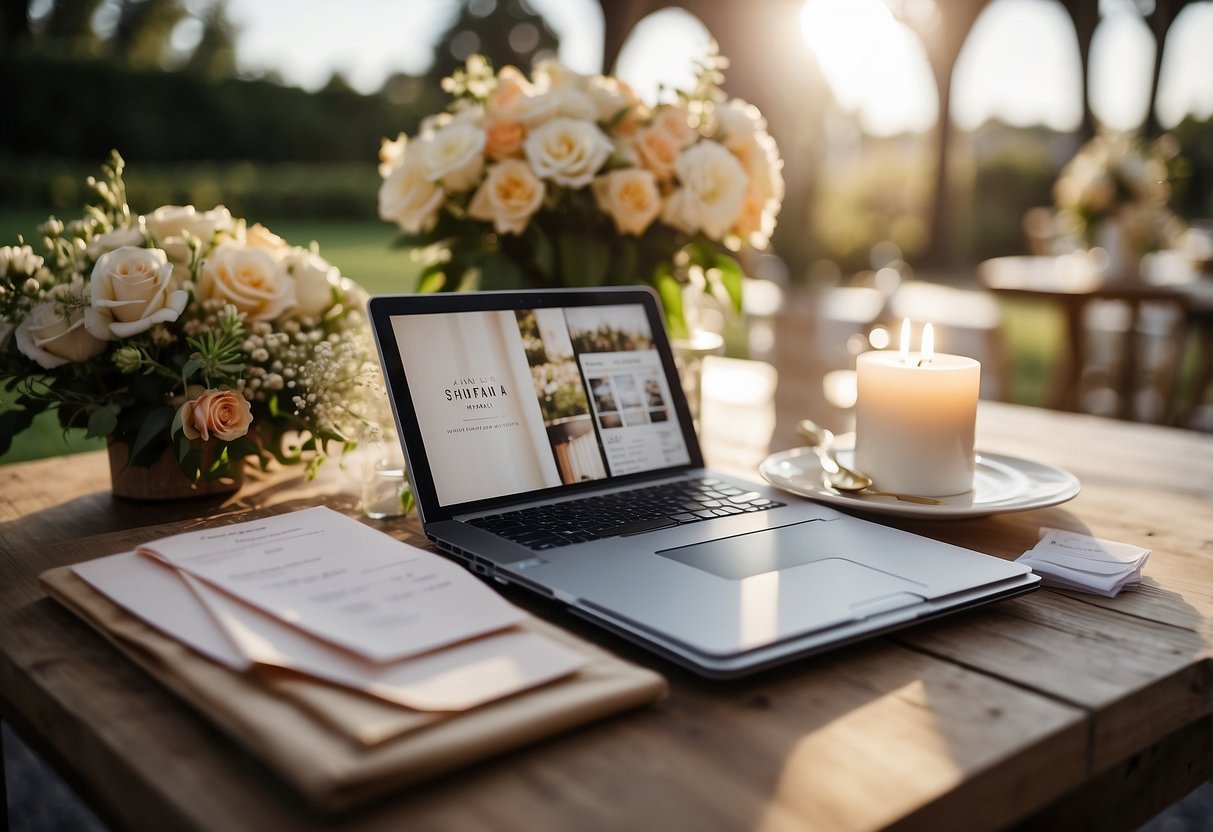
(854, 324), (980, 497)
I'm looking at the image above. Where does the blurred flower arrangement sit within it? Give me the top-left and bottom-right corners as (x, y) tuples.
(1053, 132), (1188, 259)
(377, 47), (784, 335)
(0, 152), (383, 486)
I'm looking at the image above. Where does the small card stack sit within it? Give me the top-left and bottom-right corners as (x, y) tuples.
(1016, 527), (1150, 597)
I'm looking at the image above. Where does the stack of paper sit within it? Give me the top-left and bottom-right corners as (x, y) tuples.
(1016, 527), (1150, 597)
(72, 506), (588, 712)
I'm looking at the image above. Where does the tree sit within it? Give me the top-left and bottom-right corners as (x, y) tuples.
(184, 0), (237, 79)
(430, 0), (559, 81)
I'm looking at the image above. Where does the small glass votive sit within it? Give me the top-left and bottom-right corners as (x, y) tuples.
(361, 432), (412, 519)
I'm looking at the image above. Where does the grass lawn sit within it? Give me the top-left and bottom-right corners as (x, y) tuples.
(1, 206), (1067, 467)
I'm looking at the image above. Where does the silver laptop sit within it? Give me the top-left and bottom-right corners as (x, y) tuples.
(369, 286), (1038, 677)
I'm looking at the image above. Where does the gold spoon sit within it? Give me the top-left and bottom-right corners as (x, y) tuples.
(795, 419), (944, 505)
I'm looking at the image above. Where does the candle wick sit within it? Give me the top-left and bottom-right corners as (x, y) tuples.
(917, 358), (931, 368)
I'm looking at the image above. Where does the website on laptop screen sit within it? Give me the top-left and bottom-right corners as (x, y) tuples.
(390, 303), (692, 507)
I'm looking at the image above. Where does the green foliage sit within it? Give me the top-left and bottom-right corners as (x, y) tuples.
(0, 156), (382, 220)
(969, 148), (1056, 260)
(0, 54), (442, 165)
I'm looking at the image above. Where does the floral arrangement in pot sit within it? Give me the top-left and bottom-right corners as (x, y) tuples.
(376, 47), (784, 336)
(1053, 132), (1187, 272)
(0, 153), (383, 497)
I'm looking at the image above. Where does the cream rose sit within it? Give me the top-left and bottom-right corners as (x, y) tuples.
(244, 223), (289, 259)
(587, 75), (639, 124)
(524, 118), (612, 188)
(592, 170), (662, 236)
(651, 105), (698, 149)
(422, 119), (486, 192)
(286, 249), (339, 318)
(633, 127), (681, 182)
(179, 388), (253, 442)
(145, 205), (236, 265)
(714, 99), (766, 140)
(15, 294), (107, 369)
(197, 243), (294, 321)
(378, 152), (444, 234)
(662, 140), (749, 240)
(84, 246), (188, 340)
(726, 131), (784, 247)
(468, 159), (546, 235)
(85, 225), (147, 260)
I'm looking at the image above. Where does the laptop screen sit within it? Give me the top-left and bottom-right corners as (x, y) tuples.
(377, 292), (698, 512)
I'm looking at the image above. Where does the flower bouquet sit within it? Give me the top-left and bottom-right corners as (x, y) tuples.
(376, 48), (783, 337)
(1053, 133), (1187, 268)
(0, 153), (383, 496)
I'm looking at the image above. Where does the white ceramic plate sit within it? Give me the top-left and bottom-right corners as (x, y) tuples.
(759, 445), (1081, 520)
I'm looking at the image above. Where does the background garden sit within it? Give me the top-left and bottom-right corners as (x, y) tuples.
(3, 0), (1211, 463)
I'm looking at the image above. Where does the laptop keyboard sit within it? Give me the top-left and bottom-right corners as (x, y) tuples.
(468, 478), (784, 550)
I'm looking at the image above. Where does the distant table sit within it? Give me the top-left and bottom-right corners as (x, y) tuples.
(3, 398), (1213, 831)
(979, 255), (1209, 422)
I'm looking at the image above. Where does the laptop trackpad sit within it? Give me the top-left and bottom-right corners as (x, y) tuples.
(659, 521), (918, 584)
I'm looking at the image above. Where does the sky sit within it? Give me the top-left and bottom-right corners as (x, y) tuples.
(227, 0), (1213, 136)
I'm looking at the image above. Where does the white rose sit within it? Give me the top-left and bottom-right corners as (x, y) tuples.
(662, 140), (749, 240)
(534, 59), (589, 91)
(15, 294), (107, 369)
(286, 249), (339, 318)
(468, 159), (546, 235)
(550, 89), (597, 122)
(422, 118), (486, 192)
(714, 99), (766, 141)
(524, 118), (613, 188)
(592, 170), (662, 236)
(84, 246), (188, 340)
(587, 75), (638, 124)
(509, 90), (561, 128)
(85, 224), (147, 260)
(145, 205), (236, 265)
(197, 243), (294, 321)
(378, 152), (445, 234)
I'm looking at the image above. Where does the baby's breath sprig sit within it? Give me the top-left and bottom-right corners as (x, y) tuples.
(441, 54), (496, 106)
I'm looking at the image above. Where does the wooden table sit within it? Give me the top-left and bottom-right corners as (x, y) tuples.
(3, 400), (1213, 831)
(979, 255), (1210, 424)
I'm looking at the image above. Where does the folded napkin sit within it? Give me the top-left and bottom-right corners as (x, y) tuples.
(1016, 527), (1149, 597)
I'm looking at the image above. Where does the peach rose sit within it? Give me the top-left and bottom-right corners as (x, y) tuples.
(485, 118), (526, 160)
(633, 127), (681, 182)
(592, 170), (662, 236)
(468, 159), (546, 235)
(179, 388), (253, 442)
(651, 105), (698, 149)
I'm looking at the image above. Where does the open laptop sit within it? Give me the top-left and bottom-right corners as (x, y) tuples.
(369, 286), (1039, 677)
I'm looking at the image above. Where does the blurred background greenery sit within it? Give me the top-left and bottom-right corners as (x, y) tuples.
(3, 0), (1212, 463)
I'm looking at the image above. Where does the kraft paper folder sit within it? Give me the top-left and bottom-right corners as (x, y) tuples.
(39, 530), (667, 813)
